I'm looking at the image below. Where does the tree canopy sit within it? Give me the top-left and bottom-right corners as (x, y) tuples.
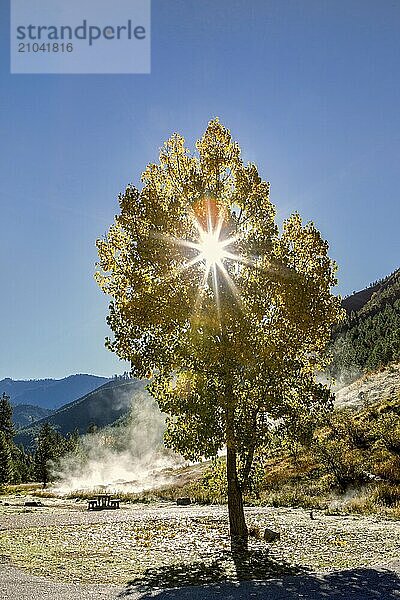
(96, 119), (343, 550)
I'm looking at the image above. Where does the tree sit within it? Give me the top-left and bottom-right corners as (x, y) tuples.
(0, 431), (13, 484)
(0, 393), (15, 485)
(96, 119), (343, 551)
(34, 423), (63, 487)
(277, 383), (334, 462)
(86, 423), (98, 435)
(65, 428), (80, 453)
(12, 444), (33, 484)
(0, 392), (14, 442)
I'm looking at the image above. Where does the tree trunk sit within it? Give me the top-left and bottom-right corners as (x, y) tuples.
(226, 407), (248, 552)
(241, 443), (256, 493)
(241, 409), (259, 493)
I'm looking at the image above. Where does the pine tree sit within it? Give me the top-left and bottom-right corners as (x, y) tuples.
(12, 444), (33, 484)
(0, 392), (14, 442)
(0, 431), (13, 484)
(34, 423), (61, 487)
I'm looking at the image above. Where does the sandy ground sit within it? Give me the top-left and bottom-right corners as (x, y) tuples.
(1, 498), (399, 599)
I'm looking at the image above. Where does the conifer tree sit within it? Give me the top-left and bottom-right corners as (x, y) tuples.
(0, 392), (14, 442)
(34, 423), (61, 487)
(0, 431), (13, 484)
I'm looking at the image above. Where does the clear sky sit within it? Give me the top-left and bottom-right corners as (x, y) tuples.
(1, 0), (399, 380)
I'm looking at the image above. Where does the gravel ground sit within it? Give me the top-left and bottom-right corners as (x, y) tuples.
(1, 497), (399, 598)
(0, 565), (124, 600)
(1, 564), (400, 600)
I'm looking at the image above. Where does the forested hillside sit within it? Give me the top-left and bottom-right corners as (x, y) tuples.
(329, 268), (400, 381)
(12, 404), (54, 430)
(14, 378), (146, 449)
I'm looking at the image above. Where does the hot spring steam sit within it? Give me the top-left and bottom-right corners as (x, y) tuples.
(53, 392), (185, 494)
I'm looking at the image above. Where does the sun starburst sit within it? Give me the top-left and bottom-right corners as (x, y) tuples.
(154, 198), (247, 314)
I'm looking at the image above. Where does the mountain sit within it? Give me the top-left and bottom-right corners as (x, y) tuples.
(329, 268), (400, 381)
(0, 374), (111, 410)
(12, 404), (54, 430)
(14, 378), (147, 449)
(342, 268), (400, 317)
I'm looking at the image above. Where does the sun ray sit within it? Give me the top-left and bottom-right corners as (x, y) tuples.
(150, 199), (247, 315)
(217, 262), (243, 307)
(212, 262), (221, 316)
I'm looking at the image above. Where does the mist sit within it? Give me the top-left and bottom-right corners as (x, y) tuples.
(53, 391), (186, 494)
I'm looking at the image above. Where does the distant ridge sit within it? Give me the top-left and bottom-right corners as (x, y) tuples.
(342, 283), (381, 314)
(0, 374), (111, 410)
(14, 378), (147, 449)
(342, 268), (400, 316)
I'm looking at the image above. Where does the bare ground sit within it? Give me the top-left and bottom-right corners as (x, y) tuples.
(1, 496), (399, 598)
(335, 362), (400, 409)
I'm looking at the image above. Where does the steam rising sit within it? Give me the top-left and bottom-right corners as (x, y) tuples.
(333, 362), (400, 410)
(54, 392), (185, 494)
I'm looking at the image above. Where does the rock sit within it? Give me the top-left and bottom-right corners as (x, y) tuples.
(263, 528), (280, 543)
(176, 497), (191, 506)
(249, 525), (261, 539)
(24, 501), (43, 507)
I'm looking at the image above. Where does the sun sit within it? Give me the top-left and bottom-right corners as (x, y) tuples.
(155, 198), (247, 309)
(196, 222), (234, 268)
(198, 230), (225, 266)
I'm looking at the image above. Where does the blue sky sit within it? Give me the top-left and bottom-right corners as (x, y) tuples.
(1, 0), (399, 380)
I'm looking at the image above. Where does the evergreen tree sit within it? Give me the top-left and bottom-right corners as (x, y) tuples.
(65, 429), (80, 453)
(12, 444), (33, 484)
(0, 392), (14, 442)
(0, 431), (13, 484)
(34, 423), (61, 487)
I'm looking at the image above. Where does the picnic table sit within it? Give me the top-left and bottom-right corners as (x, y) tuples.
(87, 494), (121, 510)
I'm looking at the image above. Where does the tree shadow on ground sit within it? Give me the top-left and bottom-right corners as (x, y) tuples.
(118, 550), (306, 596)
(118, 551), (400, 600)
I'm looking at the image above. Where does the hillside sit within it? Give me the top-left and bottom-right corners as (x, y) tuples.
(334, 362), (400, 410)
(342, 268), (400, 317)
(0, 374), (111, 410)
(329, 268), (400, 381)
(14, 378), (147, 449)
(12, 404), (54, 430)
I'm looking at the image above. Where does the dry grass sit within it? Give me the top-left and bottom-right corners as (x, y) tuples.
(1, 502), (399, 587)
